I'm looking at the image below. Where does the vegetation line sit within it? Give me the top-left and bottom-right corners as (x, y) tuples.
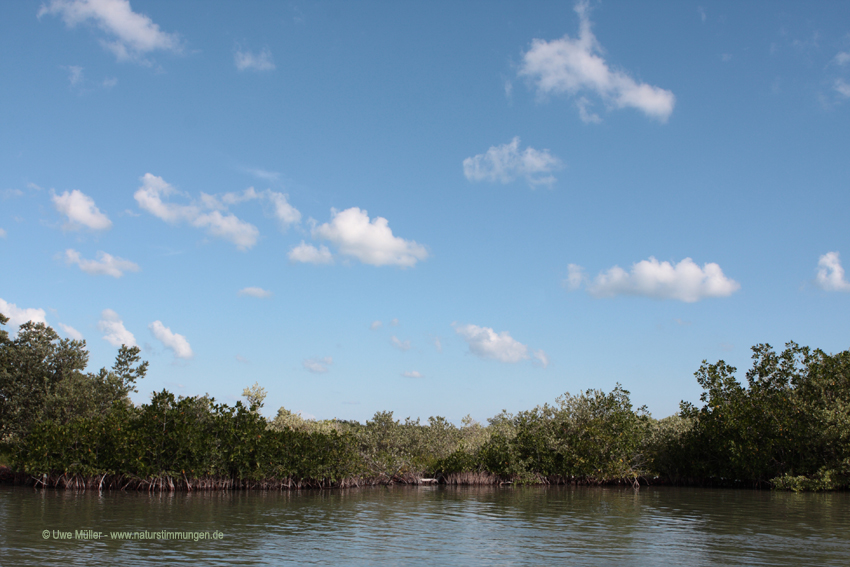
(2, 314), (849, 492)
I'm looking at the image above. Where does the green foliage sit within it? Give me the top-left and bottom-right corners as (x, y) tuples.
(675, 342), (850, 489)
(5, 317), (849, 492)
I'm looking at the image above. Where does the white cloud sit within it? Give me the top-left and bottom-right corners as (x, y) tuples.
(264, 190), (301, 226)
(815, 251), (850, 292)
(453, 323), (530, 364)
(835, 79), (850, 99)
(58, 323), (83, 341)
(390, 318), (399, 326)
(39, 0), (183, 63)
(235, 354), (250, 364)
(402, 371), (423, 378)
(582, 257), (740, 302)
(370, 320), (383, 330)
(303, 356), (333, 374)
(533, 349), (550, 369)
(391, 336), (411, 351)
(835, 52), (850, 66)
(0, 228), (6, 238)
(312, 207), (428, 267)
(64, 249), (140, 277)
(238, 286), (272, 298)
(563, 263), (585, 290)
(98, 309), (136, 347)
(698, 6), (706, 23)
(0, 298), (48, 331)
(149, 320), (193, 359)
(288, 241), (333, 264)
(463, 137), (563, 188)
(102, 77), (117, 88)
(208, 187), (300, 228)
(234, 46), (275, 71)
(134, 173), (261, 250)
(52, 189), (112, 230)
(434, 336), (442, 353)
(518, 1), (675, 122)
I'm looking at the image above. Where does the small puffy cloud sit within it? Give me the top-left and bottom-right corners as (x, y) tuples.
(264, 190), (301, 227)
(58, 323), (83, 341)
(52, 189), (112, 230)
(102, 77), (118, 88)
(0, 298), (48, 330)
(579, 257), (740, 302)
(391, 336), (411, 351)
(402, 371), (423, 378)
(835, 79), (850, 99)
(64, 249), (139, 277)
(149, 320), (193, 359)
(39, 0), (183, 63)
(463, 137), (563, 188)
(134, 174), (260, 250)
(518, 1), (675, 122)
(390, 318), (399, 326)
(0, 228), (6, 238)
(235, 46), (275, 71)
(370, 320), (382, 330)
(454, 323), (530, 364)
(238, 286), (272, 298)
(815, 251), (850, 292)
(312, 207), (428, 267)
(834, 52), (850, 66)
(98, 309), (136, 347)
(288, 242), (333, 264)
(303, 356), (333, 374)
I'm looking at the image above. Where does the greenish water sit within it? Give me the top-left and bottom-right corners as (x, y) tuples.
(1, 485), (848, 566)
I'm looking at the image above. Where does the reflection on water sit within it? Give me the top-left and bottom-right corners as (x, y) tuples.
(2, 485), (848, 566)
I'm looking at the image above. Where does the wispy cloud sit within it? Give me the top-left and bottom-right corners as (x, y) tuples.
(39, 0), (183, 63)
(98, 309), (136, 347)
(238, 286), (273, 298)
(234, 46), (275, 71)
(463, 137), (563, 188)
(312, 207), (428, 267)
(64, 249), (139, 277)
(303, 356), (333, 374)
(391, 336), (411, 351)
(815, 251), (850, 291)
(134, 174), (276, 250)
(402, 371), (423, 378)
(370, 320), (383, 330)
(57, 322), (84, 341)
(149, 320), (193, 359)
(518, 1), (675, 122)
(52, 189), (112, 231)
(569, 257), (740, 302)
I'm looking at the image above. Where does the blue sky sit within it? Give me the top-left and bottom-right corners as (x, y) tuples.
(2, 0), (850, 423)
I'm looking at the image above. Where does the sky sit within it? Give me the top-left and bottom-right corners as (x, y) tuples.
(2, 0), (850, 424)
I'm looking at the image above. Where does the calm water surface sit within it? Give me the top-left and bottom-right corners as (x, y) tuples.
(1, 485), (848, 566)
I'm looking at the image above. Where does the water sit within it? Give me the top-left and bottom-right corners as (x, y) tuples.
(1, 485), (848, 566)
